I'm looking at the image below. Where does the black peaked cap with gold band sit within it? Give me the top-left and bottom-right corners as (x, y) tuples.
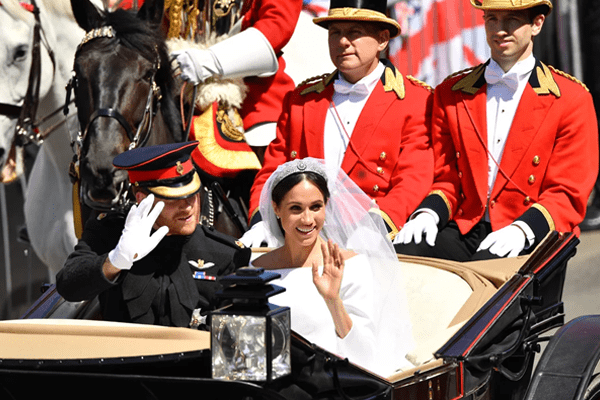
(313, 0), (402, 38)
(113, 141), (201, 200)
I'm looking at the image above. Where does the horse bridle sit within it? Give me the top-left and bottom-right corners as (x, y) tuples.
(67, 25), (163, 160)
(66, 25), (163, 213)
(0, 0), (59, 148)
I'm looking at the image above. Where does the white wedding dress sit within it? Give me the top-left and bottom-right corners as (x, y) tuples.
(253, 254), (378, 372)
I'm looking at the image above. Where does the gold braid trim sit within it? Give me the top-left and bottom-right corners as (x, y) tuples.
(534, 63), (561, 97)
(548, 65), (589, 92)
(429, 190), (453, 220)
(166, 0), (185, 39)
(531, 203), (556, 232)
(407, 75), (434, 93)
(186, 0), (200, 36)
(193, 108), (261, 170)
(383, 66), (405, 99)
(369, 208), (399, 241)
(298, 73), (329, 88)
(299, 72), (336, 96)
(451, 64), (486, 94)
(444, 66), (477, 83)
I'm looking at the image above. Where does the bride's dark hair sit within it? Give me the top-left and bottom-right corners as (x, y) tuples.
(271, 172), (330, 206)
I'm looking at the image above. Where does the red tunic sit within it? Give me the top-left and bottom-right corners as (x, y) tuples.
(249, 61), (434, 233)
(419, 59), (599, 241)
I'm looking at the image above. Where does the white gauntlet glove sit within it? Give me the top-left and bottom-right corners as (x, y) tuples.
(239, 220), (269, 248)
(171, 48), (220, 85)
(171, 27), (278, 85)
(108, 194), (169, 270)
(394, 211), (439, 246)
(477, 224), (526, 258)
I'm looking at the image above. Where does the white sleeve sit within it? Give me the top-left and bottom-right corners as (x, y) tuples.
(334, 254), (377, 371)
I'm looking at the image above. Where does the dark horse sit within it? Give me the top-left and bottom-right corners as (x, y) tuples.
(69, 0), (182, 214)
(69, 0), (249, 238)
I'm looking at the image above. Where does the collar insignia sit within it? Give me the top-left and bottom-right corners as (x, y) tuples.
(533, 62), (561, 97)
(452, 64), (486, 94)
(383, 66), (405, 99)
(300, 72), (337, 96)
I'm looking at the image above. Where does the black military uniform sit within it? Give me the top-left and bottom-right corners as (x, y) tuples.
(56, 141), (250, 327)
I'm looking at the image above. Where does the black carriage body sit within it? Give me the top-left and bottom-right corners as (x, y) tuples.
(0, 232), (590, 400)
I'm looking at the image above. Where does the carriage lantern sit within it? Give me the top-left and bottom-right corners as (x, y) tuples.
(211, 267), (291, 382)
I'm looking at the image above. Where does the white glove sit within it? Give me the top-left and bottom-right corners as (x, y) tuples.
(171, 27), (278, 85)
(477, 224), (526, 258)
(239, 221), (269, 248)
(394, 211), (439, 246)
(108, 194), (169, 270)
(171, 48), (220, 85)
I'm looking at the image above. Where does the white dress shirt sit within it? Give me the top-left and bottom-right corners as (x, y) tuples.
(324, 62), (385, 168)
(485, 56), (535, 194)
(485, 55), (536, 245)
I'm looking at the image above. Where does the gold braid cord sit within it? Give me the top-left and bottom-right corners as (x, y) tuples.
(165, 0), (185, 39)
(548, 65), (589, 92)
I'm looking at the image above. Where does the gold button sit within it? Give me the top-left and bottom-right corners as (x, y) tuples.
(373, 185), (379, 192)
(290, 151), (297, 159)
(458, 171), (463, 178)
(379, 152), (387, 161)
(456, 151), (461, 159)
(377, 167), (384, 175)
(460, 192), (465, 199)
(533, 155), (540, 165)
(490, 200), (496, 208)
(524, 196), (531, 205)
(528, 175), (536, 184)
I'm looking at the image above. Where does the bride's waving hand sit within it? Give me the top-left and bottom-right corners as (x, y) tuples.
(313, 240), (353, 338)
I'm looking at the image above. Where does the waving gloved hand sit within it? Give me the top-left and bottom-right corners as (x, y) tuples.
(477, 224), (526, 258)
(108, 194), (169, 270)
(239, 221), (269, 248)
(393, 211), (439, 247)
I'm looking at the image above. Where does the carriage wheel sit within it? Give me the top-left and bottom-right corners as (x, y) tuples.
(585, 374), (600, 400)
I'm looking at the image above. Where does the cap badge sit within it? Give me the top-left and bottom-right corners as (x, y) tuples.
(176, 161), (184, 176)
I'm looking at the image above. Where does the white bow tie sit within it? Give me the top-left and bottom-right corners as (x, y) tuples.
(333, 79), (370, 96)
(484, 67), (519, 91)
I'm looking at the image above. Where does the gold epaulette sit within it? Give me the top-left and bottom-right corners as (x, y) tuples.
(299, 72), (336, 96)
(443, 66), (477, 83)
(548, 65), (589, 92)
(407, 75), (433, 93)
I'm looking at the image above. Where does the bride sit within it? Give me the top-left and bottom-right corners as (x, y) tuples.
(251, 157), (414, 376)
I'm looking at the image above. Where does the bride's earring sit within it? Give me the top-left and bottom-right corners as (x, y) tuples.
(276, 215), (280, 220)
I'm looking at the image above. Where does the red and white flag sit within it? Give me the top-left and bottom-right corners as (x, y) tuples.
(389, 0), (490, 86)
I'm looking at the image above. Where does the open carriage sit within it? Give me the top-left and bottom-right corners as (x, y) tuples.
(0, 231), (598, 400)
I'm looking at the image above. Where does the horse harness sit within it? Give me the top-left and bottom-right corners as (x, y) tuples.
(67, 25), (163, 160)
(66, 24), (164, 216)
(0, 0), (60, 148)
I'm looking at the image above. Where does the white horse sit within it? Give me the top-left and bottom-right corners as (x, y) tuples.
(0, 0), (85, 277)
